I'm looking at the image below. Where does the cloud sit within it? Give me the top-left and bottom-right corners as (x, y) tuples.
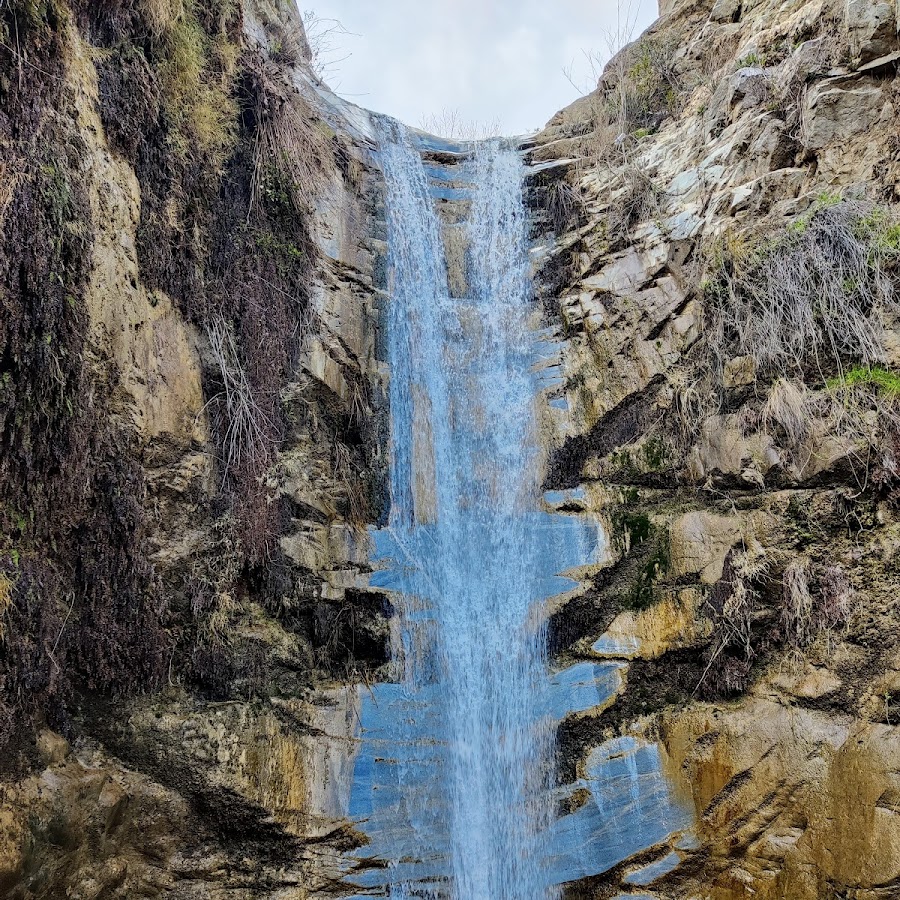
(301, 0), (659, 134)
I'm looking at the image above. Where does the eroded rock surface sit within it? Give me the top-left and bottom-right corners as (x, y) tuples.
(530, 0), (900, 896)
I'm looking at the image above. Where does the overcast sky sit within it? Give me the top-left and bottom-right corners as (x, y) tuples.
(301, 0), (659, 136)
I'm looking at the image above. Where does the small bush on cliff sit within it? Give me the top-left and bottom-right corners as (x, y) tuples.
(704, 200), (900, 380)
(588, 34), (683, 168)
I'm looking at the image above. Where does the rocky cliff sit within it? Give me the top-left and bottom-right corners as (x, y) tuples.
(0, 1), (391, 895)
(529, 0), (900, 896)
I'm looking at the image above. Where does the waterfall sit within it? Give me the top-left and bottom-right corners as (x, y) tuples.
(371, 124), (558, 900)
(348, 119), (691, 900)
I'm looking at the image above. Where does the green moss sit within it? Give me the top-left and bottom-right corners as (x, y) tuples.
(642, 435), (669, 470)
(626, 540), (670, 610)
(827, 366), (900, 396)
(624, 511), (652, 543)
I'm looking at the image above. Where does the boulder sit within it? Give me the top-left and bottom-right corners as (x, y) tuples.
(710, 0), (742, 23)
(802, 77), (885, 149)
(669, 511), (744, 583)
(845, 0), (898, 64)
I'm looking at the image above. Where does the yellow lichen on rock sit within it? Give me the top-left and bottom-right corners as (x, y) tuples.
(595, 588), (710, 659)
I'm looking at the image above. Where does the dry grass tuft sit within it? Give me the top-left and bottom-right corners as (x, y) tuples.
(606, 163), (661, 240)
(0, 162), (22, 229)
(150, 0), (239, 167)
(546, 180), (584, 234)
(705, 201), (900, 379)
(666, 366), (721, 448)
(762, 378), (811, 448)
(780, 558), (815, 647)
(138, 0), (182, 37)
(249, 60), (332, 216)
(818, 564), (856, 630)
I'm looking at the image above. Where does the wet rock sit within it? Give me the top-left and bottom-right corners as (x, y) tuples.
(593, 589), (710, 659)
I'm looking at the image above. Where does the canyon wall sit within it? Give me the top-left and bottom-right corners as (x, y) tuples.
(0, 1), (391, 895)
(529, 0), (900, 896)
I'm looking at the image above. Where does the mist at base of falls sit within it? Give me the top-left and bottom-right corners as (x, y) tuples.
(344, 123), (692, 899)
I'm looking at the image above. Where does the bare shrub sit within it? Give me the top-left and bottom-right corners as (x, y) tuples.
(664, 364), (724, 451)
(249, 59), (331, 216)
(419, 108), (501, 141)
(301, 9), (352, 81)
(332, 441), (367, 529)
(205, 316), (273, 482)
(698, 542), (770, 696)
(705, 201), (900, 379)
(707, 542), (770, 661)
(189, 515), (243, 647)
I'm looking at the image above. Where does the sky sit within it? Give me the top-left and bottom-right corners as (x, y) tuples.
(300, 0), (660, 136)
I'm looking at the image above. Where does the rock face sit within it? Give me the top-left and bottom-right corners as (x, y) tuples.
(530, 0), (900, 896)
(0, 0), (387, 895)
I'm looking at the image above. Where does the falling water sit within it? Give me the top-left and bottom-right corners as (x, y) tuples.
(349, 121), (692, 898)
(372, 124), (559, 899)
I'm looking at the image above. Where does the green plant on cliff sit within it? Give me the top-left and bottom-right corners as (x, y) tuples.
(618, 37), (682, 134)
(154, 1), (239, 166)
(827, 365), (900, 396)
(82, 0), (241, 168)
(581, 33), (683, 171)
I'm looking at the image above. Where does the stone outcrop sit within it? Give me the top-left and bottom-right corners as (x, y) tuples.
(0, 0), (388, 895)
(532, 0), (900, 896)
